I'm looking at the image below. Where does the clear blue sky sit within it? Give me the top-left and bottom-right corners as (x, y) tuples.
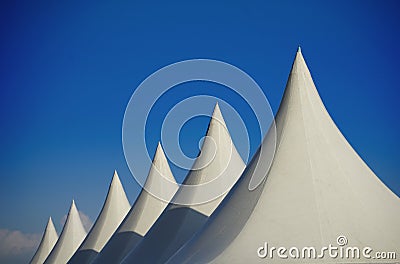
(0, 1), (399, 262)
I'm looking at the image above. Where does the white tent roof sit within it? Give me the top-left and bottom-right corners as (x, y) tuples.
(93, 143), (178, 264)
(170, 102), (246, 215)
(121, 103), (246, 263)
(68, 171), (130, 263)
(44, 200), (87, 264)
(167, 48), (400, 263)
(30, 217), (58, 264)
(118, 143), (178, 235)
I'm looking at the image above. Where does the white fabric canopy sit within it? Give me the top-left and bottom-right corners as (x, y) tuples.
(93, 143), (178, 264)
(68, 171), (130, 264)
(167, 48), (400, 263)
(44, 200), (87, 264)
(30, 217), (58, 264)
(122, 103), (246, 264)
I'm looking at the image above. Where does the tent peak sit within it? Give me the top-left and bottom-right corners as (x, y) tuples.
(151, 142), (176, 183)
(156, 141), (162, 151)
(291, 46), (309, 78)
(212, 101), (221, 114)
(69, 199), (79, 217)
(30, 216), (58, 264)
(68, 167), (130, 260)
(210, 101), (226, 129)
(46, 217), (54, 230)
(44, 197), (86, 263)
(111, 170), (121, 184)
(155, 142), (164, 159)
(44, 217), (56, 234)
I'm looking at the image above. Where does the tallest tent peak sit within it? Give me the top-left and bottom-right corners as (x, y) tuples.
(166, 48), (400, 263)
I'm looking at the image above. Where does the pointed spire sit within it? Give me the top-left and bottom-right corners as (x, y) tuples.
(171, 102), (245, 215)
(209, 102), (226, 129)
(138, 142), (178, 204)
(44, 200), (87, 264)
(119, 141), (178, 235)
(69, 170), (130, 262)
(212, 101), (221, 116)
(121, 103), (246, 264)
(93, 144), (179, 264)
(110, 170), (124, 191)
(149, 142), (176, 184)
(30, 217), (58, 264)
(44, 217), (57, 237)
(291, 46), (307, 73)
(64, 200), (81, 230)
(153, 141), (164, 167)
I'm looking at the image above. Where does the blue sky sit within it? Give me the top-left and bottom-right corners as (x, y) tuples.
(0, 1), (399, 262)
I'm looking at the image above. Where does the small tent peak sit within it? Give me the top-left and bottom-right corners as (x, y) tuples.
(295, 47), (305, 61)
(45, 217), (56, 233)
(150, 141), (176, 184)
(210, 101), (226, 128)
(291, 46), (309, 77)
(297, 46), (302, 53)
(71, 166), (130, 256)
(66, 199), (84, 227)
(111, 170), (121, 184)
(69, 199), (79, 215)
(212, 101), (221, 114)
(155, 142), (172, 165)
(30, 216), (59, 264)
(44, 197), (86, 263)
(107, 170), (128, 202)
(46, 217), (54, 228)
(154, 142), (165, 160)
(156, 141), (162, 151)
